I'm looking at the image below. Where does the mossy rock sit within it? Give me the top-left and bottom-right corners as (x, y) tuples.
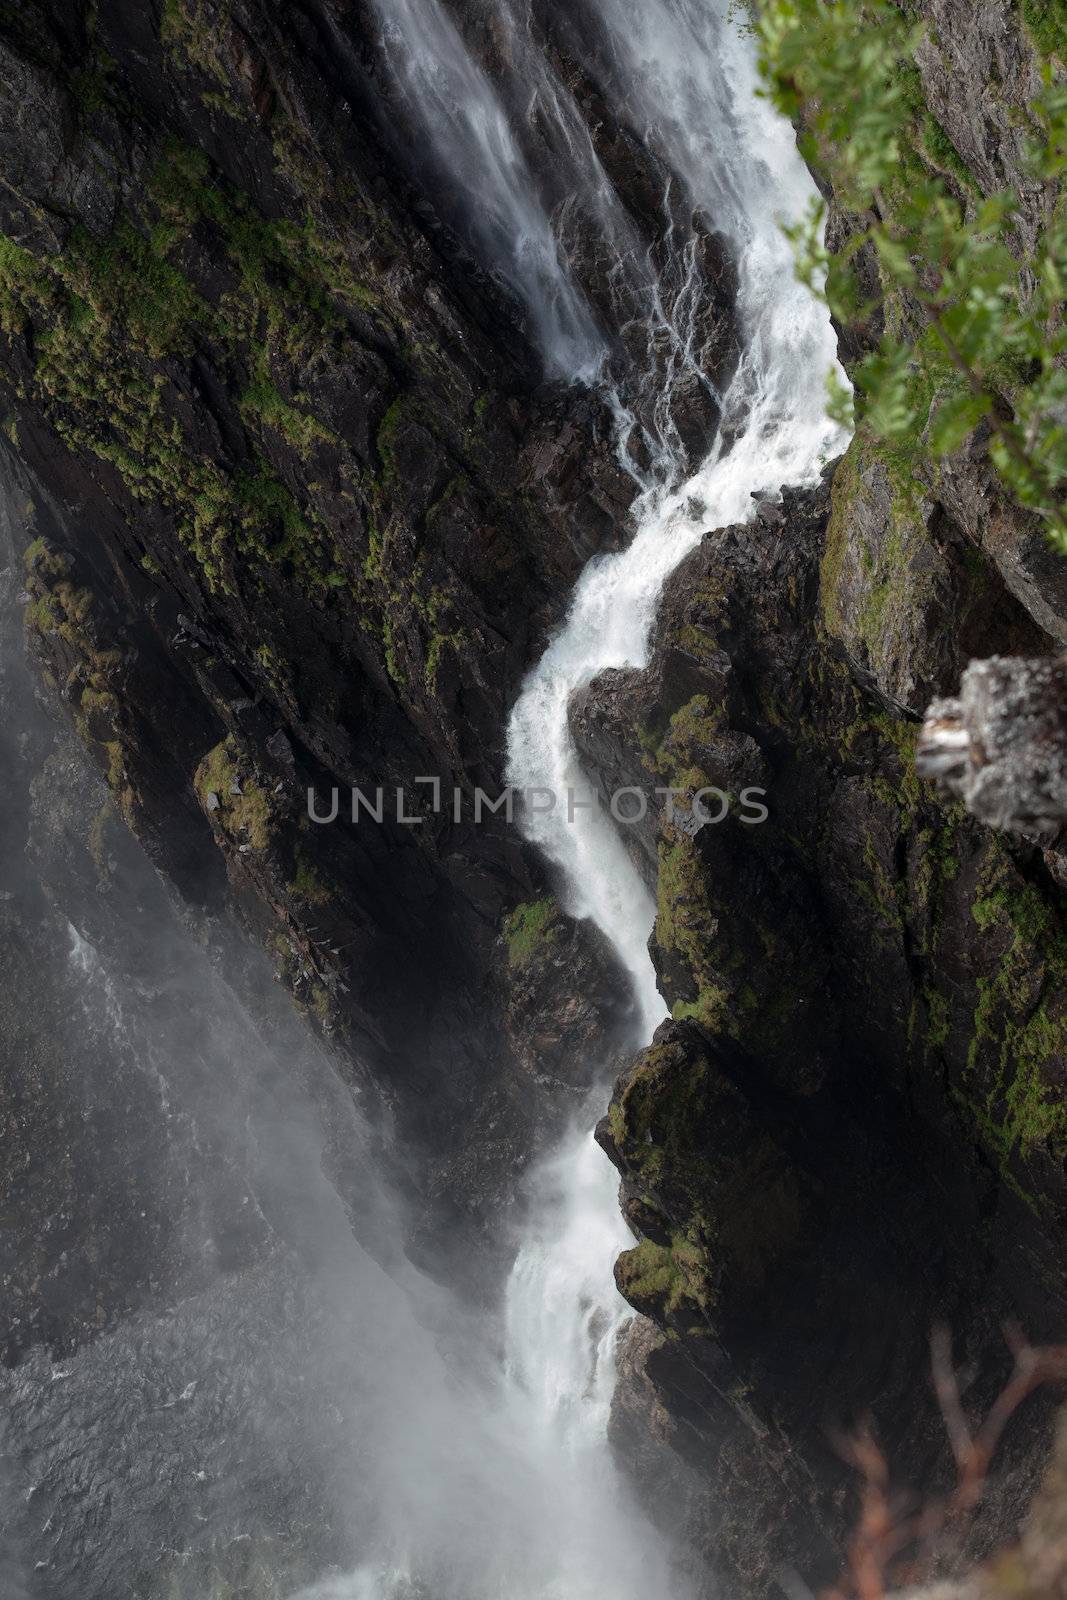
(820, 436), (954, 712)
(194, 736), (275, 851)
(958, 845), (1067, 1182)
(606, 1025), (807, 1325)
(502, 896), (561, 970)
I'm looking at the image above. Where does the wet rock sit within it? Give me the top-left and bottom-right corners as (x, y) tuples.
(820, 441), (1051, 715)
(593, 474), (1067, 1593)
(0, 0), (654, 1302)
(919, 656), (1067, 838)
(499, 894), (636, 1089)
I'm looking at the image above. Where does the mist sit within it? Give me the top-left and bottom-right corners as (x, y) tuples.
(0, 458), (687, 1599)
(1, 0), (843, 1593)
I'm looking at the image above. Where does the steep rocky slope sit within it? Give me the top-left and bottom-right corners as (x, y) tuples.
(2, 0), (1066, 1596)
(588, 477), (1064, 1590)
(586, 3), (1067, 1592)
(0, 0), (740, 1296)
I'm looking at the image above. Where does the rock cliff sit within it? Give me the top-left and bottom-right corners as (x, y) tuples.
(1, 1), (1066, 1597)
(0, 0), (725, 1297)
(586, 3), (1067, 1592)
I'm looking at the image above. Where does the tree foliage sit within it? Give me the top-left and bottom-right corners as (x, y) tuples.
(756, 0), (1067, 549)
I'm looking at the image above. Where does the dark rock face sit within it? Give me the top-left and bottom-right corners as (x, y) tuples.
(587, 479), (1067, 1593)
(575, 7), (1067, 1589)
(919, 657), (1067, 840)
(0, 0), (714, 1306)
(819, 441), (1051, 716)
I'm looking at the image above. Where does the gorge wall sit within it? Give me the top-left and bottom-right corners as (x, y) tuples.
(0, 0), (698, 1302)
(1, 1), (1066, 1598)
(590, 2), (1067, 1593)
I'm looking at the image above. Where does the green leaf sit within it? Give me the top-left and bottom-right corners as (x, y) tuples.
(928, 389), (992, 455)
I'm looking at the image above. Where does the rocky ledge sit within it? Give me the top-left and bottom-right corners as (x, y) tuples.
(576, 477), (1067, 1593)
(0, 0), (741, 1306)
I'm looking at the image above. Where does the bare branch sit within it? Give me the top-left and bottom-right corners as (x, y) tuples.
(825, 1333), (1067, 1600)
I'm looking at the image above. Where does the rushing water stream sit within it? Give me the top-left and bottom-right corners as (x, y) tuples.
(2, 2), (845, 1596)
(340, 0), (847, 1590)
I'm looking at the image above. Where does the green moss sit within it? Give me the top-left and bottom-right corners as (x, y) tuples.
(672, 990), (729, 1030)
(611, 1033), (806, 1327)
(924, 986), (951, 1052)
(64, 220), (206, 359)
(23, 536), (66, 576)
(649, 693), (726, 786)
(617, 1239), (676, 1300)
(0, 215), (329, 594)
(160, 0), (229, 83)
(503, 897), (559, 969)
(80, 684), (119, 715)
(820, 442), (862, 638)
(917, 114), (981, 194)
(25, 570), (97, 653)
(854, 863), (902, 934)
(70, 43), (119, 119)
(0, 135), (389, 600)
(291, 847), (329, 906)
(656, 839), (701, 955)
(240, 379), (336, 454)
(609, 1040), (712, 1187)
(656, 834), (732, 1026)
(419, 581), (469, 689)
(962, 851), (1067, 1163)
(821, 435), (934, 687)
(0, 234), (49, 333)
(847, 710), (921, 814)
(375, 395), (405, 487)
(195, 737), (274, 850)
(616, 1232), (714, 1320)
(1021, 0), (1067, 58)
(971, 893), (1002, 933)
(101, 738), (137, 823)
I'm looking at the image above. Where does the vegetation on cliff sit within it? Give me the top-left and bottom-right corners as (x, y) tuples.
(758, 0), (1067, 547)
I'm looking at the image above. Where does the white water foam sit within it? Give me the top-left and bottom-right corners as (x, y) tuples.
(313, 2), (847, 1594)
(506, 0), (846, 1020)
(499, 0), (848, 1591)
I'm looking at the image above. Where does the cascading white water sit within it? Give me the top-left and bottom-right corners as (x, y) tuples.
(370, 0), (607, 380)
(506, 0), (846, 993)
(0, 6), (849, 1598)
(368, 0), (739, 472)
(499, 0), (849, 1585)
(355, 0), (849, 1591)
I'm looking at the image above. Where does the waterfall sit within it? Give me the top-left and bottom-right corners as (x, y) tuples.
(366, 0), (737, 470)
(337, 0), (847, 1592)
(313, 0), (845, 1585)
(0, 522), (677, 1600)
(497, 0), (846, 1579)
(369, 0), (607, 380)
(1, 2), (847, 1595)
(506, 0), (846, 991)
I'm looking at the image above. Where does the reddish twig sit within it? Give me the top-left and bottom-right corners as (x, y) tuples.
(825, 1328), (1067, 1600)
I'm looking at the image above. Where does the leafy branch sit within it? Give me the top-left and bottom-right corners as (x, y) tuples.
(756, 0), (1067, 550)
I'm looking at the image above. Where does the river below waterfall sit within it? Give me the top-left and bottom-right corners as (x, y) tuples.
(0, 470), (682, 1600)
(2, 0), (845, 1595)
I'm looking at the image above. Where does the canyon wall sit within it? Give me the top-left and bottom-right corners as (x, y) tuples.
(1, 1), (1065, 1596)
(593, 2), (1067, 1591)
(0, 0), (699, 1308)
